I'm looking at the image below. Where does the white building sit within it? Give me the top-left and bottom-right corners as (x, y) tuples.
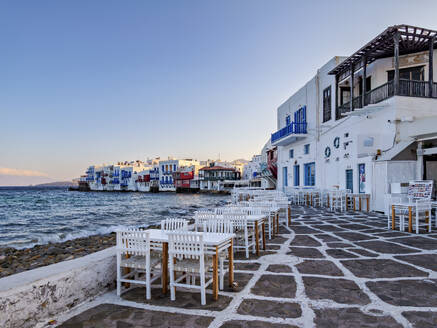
(272, 25), (437, 211)
(158, 158), (200, 191)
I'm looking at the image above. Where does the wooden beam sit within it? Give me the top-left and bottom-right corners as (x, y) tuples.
(430, 36), (435, 97)
(394, 31), (400, 95)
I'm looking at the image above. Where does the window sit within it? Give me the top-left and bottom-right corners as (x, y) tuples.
(289, 149), (294, 158)
(293, 165), (300, 186)
(388, 66), (424, 81)
(294, 106), (307, 133)
(346, 169), (353, 192)
(304, 144), (310, 154)
(282, 167), (288, 187)
(285, 115), (291, 126)
(304, 162), (315, 186)
(323, 86), (331, 122)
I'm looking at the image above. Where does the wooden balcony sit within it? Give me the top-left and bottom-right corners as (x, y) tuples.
(337, 79), (437, 117)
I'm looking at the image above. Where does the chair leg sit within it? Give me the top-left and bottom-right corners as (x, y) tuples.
(219, 258), (224, 290)
(146, 253), (151, 300)
(200, 266), (206, 305)
(245, 232), (249, 259)
(116, 253), (121, 296)
(169, 258), (176, 301)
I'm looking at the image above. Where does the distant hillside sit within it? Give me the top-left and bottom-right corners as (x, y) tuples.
(33, 181), (76, 187)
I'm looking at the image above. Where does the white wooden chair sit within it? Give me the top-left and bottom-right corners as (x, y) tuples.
(413, 200), (432, 234)
(223, 213), (254, 258)
(161, 218), (188, 231)
(116, 229), (161, 300)
(194, 212), (216, 231)
(167, 231), (212, 305)
(203, 218), (233, 290)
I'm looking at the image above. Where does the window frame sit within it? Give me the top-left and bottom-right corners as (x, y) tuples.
(322, 86), (332, 123)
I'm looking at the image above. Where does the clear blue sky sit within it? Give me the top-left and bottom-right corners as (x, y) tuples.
(1, 0), (437, 185)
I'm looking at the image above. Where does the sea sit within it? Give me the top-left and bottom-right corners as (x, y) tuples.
(0, 186), (229, 249)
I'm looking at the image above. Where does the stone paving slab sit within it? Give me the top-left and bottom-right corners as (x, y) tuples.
(287, 247), (324, 258)
(366, 279), (437, 307)
(251, 274), (296, 298)
(303, 277), (370, 305)
(395, 253), (437, 271)
(341, 259), (428, 278)
(266, 264), (293, 273)
(296, 260), (343, 276)
(313, 307), (402, 328)
(219, 320), (298, 328)
(401, 311), (437, 328)
(58, 303), (214, 328)
(237, 299), (302, 319)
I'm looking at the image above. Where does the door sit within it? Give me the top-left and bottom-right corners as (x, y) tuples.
(358, 164), (366, 193)
(346, 169), (353, 192)
(304, 163), (315, 186)
(282, 166), (288, 187)
(294, 165), (300, 186)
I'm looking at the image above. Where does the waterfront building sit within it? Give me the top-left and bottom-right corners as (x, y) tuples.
(172, 165), (199, 193)
(198, 164), (241, 191)
(272, 25), (437, 211)
(158, 158), (200, 191)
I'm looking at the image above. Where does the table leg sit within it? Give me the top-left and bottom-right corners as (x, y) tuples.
(162, 242), (168, 294)
(408, 206), (412, 233)
(367, 198), (370, 212)
(327, 195), (330, 208)
(255, 221), (260, 256)
(213, 246), (219, 300)
(228, 240), (234, 287)
(392, 205), (395, 230)
(345, 195), (348, 211)
(276, 213), (279, 234)
(262, 222), (266, 251)
(359, 197), (362, 211)
(353, 197), (356, 211)
(311, 194), (313, 206)
(288, 206), (291, 226)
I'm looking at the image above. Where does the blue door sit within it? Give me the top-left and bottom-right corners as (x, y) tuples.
(293, 165), (300, 186)
(304, 162), (315, 186)
(346, 169), (353, 192)
(283, 166), (288, 187)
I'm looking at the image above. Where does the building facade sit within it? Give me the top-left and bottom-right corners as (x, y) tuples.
(272, 25), (437, 211)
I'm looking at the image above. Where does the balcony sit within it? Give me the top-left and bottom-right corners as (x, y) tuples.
(271, 122), (307, 146)
(338, 79), (437, 117)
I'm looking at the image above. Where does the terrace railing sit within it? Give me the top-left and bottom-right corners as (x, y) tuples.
(339, 79), (437, 117)
(271, 122), (307, 143)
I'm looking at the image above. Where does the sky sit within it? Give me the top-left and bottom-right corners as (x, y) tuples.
(1, 0), (437, 185)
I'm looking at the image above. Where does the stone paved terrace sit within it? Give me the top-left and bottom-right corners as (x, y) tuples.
(53, 207), (437, 328)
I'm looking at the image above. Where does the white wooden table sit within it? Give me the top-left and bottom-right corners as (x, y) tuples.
(217, 213), (266, 255)
(146, 229), (234, 301)
(391, 202), (415, 233)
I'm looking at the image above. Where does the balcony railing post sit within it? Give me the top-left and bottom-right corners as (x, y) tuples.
(429, 36), (435, 98)
(394, 31), (400, 96)
(362, 56), (367, 106)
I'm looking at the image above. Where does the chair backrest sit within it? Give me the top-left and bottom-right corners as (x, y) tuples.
(116, 229), (150, 256)
(223, 213), (248, 231)
(167, 231), (204, 260)
(203, 218), (233, 234)
(194, 212), (216, 231)
(415, 199), (432, 212)
(161, 218), (188, 231)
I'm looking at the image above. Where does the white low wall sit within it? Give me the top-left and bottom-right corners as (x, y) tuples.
(0, 247), (116, 328)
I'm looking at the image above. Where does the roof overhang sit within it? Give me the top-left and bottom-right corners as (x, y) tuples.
(329, 25), (437, 79)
